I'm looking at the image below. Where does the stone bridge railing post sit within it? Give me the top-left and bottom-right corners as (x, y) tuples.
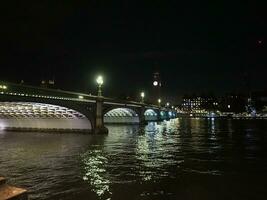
(94, 97), (108, 134)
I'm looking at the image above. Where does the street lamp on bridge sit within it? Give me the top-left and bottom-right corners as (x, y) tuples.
(96, 75), (104, 96)
(140, 92), (145, 103)
(158, 98), (161, 107)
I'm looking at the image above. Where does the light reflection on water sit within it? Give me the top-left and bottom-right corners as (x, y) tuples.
(135, 121), (182, 182)
(0, 118), (267, 199)
(82, 150), (111, 199)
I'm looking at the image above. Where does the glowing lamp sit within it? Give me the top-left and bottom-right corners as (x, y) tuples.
(96, 75), (104, 96)
(141, 92), (145, 98)
(96, 76), (103, 85)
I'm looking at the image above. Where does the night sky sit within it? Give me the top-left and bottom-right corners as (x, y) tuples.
(2, 1), (266, 102)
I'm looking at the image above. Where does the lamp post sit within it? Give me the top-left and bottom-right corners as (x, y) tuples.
(141, 92), (145, 103)
(158, 98), (161, 107)
(94, 75), (108, 134)
(96, 75), (103, 96)
(166, 102), (170, 107)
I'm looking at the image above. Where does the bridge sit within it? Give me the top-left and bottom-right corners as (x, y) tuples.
(0, 82), (177, 134)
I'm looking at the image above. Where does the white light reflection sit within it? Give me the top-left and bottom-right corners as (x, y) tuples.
(0, 121), (6, 131)
(81, 150), (112, 199)
(136, 120), (182, 182)
(211, 118), (215, 135)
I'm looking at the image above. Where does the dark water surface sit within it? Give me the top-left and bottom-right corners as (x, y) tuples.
(1, 118), (267, 200)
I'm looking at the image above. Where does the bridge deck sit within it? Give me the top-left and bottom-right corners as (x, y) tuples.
(0, 81), (160, 109)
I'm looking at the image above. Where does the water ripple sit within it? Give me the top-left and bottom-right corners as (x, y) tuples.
(1, 119), (267, 199)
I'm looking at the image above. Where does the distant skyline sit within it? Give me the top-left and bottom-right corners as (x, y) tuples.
(2, 1), (266, 101)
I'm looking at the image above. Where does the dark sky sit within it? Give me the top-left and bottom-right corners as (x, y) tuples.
(1, 1), (266, 101)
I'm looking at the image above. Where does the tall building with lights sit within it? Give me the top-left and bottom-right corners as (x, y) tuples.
(181, 95), (218, 113)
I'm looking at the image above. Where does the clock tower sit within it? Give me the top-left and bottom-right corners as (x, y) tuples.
(152, 71), (161, 104)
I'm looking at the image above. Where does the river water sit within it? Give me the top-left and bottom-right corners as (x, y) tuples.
(0, 118), (267, 200)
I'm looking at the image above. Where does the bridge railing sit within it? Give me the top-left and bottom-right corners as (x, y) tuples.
(0, 81), (161, 109)
(0, 81), (97, 98)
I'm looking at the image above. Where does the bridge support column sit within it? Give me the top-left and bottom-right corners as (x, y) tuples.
(139, 106), (147, 125)
(157, 110), (161, 121)
(94, 97), (108, 134)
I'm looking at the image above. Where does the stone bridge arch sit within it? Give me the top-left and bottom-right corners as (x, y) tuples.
(144, 109), (158, 121)
(103, 107), (140, 124)
(0, 101), (94, 132)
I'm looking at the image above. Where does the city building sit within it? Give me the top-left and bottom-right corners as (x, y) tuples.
(181, 95), (219, 115)
(219, 94), (246, 113)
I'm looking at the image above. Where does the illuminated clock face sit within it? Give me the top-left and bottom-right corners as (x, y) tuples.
(153, 81), (158, 86)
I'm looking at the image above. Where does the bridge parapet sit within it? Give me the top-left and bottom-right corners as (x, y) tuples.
(0, 82), (161, 109)
(0, 81), (97, 103)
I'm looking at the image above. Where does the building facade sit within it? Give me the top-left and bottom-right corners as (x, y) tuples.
(181, 95), (219, 115)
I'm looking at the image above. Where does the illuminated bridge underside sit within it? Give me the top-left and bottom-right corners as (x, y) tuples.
(0, 102), (91, 130)
(104, 108), (139, 124)
(144, 109), (158, 121)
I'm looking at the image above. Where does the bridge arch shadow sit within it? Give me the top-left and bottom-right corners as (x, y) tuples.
(0, 102), (92, 131)
(104, 108), (140, 124)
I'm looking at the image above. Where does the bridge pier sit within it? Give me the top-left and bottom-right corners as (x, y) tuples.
(139, 105), (148, 125)
(157, 110), (162, 121)
(94, 97), (108, 134)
